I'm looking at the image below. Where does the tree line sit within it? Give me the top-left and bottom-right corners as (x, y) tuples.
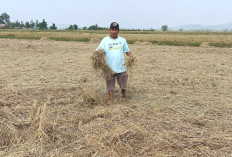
(0, 12), (108, 30)
(0, 12), (169, 31)
(0, 12), (57, 30)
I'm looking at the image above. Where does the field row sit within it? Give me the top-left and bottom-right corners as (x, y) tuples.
(1, 30), (232, 47)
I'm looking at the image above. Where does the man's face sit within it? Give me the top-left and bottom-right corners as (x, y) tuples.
(110, 28), (119, 38)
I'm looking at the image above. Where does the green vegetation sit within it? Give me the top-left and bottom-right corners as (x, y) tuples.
(209, 42), (232, 48)
(0, 34), (16, 39)
(0, 12), (106, 30)
(0, 12), (10, 24)
(150, 40), (201, 47)
(49, 23), (57, 30)
(161, 25), (168, 31)
(38, 19), (48, 29)
(127, 40), (136, 44)
(0, 34), (40, 40)
(87, 24), (107, 30)
(50, 37), (90, 42)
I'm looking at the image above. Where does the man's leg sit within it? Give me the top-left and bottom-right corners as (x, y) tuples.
(106, 74), (116, 101)
(116, 72), (128, 98)
(108, 90), (114, 100)
(121, 89), (126, 98)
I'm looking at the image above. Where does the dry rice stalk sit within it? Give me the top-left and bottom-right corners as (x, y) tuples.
(38, 103), (48, 138)
(40, 37), (51, 41)
(0, 108), (19, 148)
(0, 121), (19, 148)
(91, 49), (136, 77)
(126, 56), (136, 71)
(28, 98), (51, 142)
(102, 128), (146, 156)
(37, 97), (52, 141)
(91, 49), (114, 78)
(29, 100), (39, 123)
(79, 87), (109, 107)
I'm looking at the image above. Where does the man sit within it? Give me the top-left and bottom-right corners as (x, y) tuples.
(96, 22), (133, 101)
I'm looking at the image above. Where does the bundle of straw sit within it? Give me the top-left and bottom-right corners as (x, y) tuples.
(91, 49), (113, 78)
(91, 49), (136, 77)
(126, 57), (136, 71)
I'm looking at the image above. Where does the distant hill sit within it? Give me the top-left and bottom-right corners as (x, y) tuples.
(170, 23), (232, 31)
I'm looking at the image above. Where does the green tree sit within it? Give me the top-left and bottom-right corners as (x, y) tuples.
(88, 24), (98, 30)
(49, 23), (57, 30)
(30, 20), (35, 28)
(15, 20), (20, 28)
(82, 26), (87, 30)
(8, 20), (20, 29)
(8, 22), (16, 28)
(38, 19), (48, 29)
(161, 25), (168, 31)
(68, 25), (73, 30)
(73, 24), (78, 30)
(0, 16), (3, 23)
(0, 12), (10, 24)
(87, 24), (106, 30)
(25, 21), (30, 28)
(35, 20), (39, 28)
(20, 21), (24, 28)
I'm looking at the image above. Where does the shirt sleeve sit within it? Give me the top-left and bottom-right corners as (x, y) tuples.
(96, 39), (105, 51)
(123, 40), (130, 53)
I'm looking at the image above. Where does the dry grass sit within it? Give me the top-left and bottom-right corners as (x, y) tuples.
(126, 57), (136, 72)
(91, 49), (136, 78)
(0, 38), (232, 156)
(91, 49), (114, 78)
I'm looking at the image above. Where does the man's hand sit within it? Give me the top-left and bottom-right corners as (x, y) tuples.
(126, 52), (136, 70)
(126, 52), (135, 62)
(126, 52), (133, 57)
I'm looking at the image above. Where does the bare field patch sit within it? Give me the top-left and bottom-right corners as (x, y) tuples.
(0, 38), (232, 156)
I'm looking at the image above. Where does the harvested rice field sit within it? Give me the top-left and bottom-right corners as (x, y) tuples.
(0, 37), (232, 156)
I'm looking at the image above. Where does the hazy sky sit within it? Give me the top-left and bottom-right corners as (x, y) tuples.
(1, 0), (232, 29)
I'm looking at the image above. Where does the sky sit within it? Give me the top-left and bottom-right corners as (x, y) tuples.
(1, 0), (232, 29)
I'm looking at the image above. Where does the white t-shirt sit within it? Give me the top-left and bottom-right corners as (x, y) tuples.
(96, 36), (130, 73)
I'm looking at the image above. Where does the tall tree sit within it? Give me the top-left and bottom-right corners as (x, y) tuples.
(30, 20), (35, 28)
(35, 20), (39, 28)
(161, 25), (168, 31)
(20, 21), (24, 28)
(88, 24), (98, 30)
(8, 22), (16, 28)
(0, 12), (10, 24)
(0, 16), (3, 23)
(15, 20), (20, 28)
(68, 25), (73, 30)
(25, 21), (30, 28)
(73, 24), (78, 30)
(38, 19), (48, 29)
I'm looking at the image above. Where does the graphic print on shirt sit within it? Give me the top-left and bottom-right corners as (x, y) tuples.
(108, 42), (122, 50)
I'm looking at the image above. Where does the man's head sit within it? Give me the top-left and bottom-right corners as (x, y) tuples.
(110, 22), (119, 39)
(110, 22), (119, 30)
